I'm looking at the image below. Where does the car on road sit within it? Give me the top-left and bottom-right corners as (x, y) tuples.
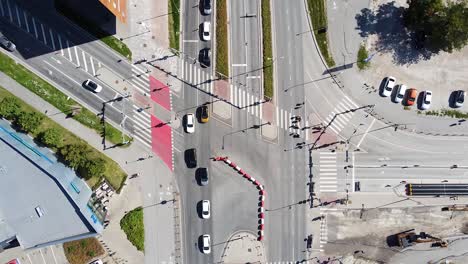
(83, 79), (103, 93)
(185, 113), (195, 133)
(201, 200), (210, 219)
(197, 167), (209, 185)
(381, 76), (396, 97)
(199, 48), (211, 68)
(394, 84), (407, 103)
(202, 0), (212, 15)
(88, 260), (103, 264)
(201, 234), (211, 254)
(200, 105), (209, 123)
(0, 36), (16, 51)
(453, 90), (465, 108)
(420, 90), (432, 110)
(185, 148), (197, 168)
(202, 21), (211, 41)
(405, 88), (418, 106)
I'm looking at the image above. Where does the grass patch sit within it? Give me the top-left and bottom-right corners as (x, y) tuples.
(0, 87), (127, 191)
(215, 0), (229, 78)
(306, 0), (335, 67)
(63, 238), (105, 264)
(261, 0), (274, 99)
(55, 1), (132, 60)
(424, 109), (468, 118)
(168, 0), (181, 50)
(0, 52), (132, 147)
(357, 45), (370, 70)
(120, 207), (145, 251)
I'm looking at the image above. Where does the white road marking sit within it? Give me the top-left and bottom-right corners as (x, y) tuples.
(183, 39), (198, 42)
(50, 246), (58, 264)
(40, 249), (47, 264)
(23, 10), (29, 32)
(232, 64), (247, 67)
(0, 1), (4, 16)
(74, 46), (80, 67)
(6, 0), (12, 22)
(32, 17), (38, 39)
(356, 118), (376, 148)
(49, 28), (55, 50)
(82, 51), (88, 72)
(90, 57), (96, 76)
(15, 4), (20, 27)
(40, 23), (47, 45)
(352, 152), (355, 192)
(66, 40), (72, 60)
(43, 61), (81, 86)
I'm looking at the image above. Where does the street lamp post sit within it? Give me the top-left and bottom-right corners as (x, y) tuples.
(222, 122), (271, 149)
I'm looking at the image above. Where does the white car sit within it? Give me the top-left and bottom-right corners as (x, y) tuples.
(201, 200), (210, 219)
(201, 234), (211, 254)
(185, 113), (195, 133)
(83, 79), (103, 93)
(394, 84), (407, 103)
(382, 76), (396, 97)
(202, 21), (211, 41)
(421, 90), (432, 110)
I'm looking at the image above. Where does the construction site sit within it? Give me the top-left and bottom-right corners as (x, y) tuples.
(321, 204), (468, 263)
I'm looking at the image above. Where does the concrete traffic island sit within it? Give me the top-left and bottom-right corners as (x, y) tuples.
(219, 232), (266, 264)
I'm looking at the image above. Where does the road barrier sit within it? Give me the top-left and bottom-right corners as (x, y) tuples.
(213, 156), (266, 241)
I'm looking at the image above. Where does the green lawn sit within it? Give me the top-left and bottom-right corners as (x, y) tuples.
(261, 0), (274, 99)
(55, 1), (132, 60)
(307, 0), (335, 67)
(64, 238), (105, 264)
(215, 0), (229, 78)
(120, 207), (145, 251)
(424, 109), (468, 118)
(169, 0), (181, 50)
(0, 87), (127, 191)
(357, 44), (370, 70)
(0, 52), (132, 147)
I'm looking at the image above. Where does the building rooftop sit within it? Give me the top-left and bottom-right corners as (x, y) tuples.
(0, 119), (102, 249)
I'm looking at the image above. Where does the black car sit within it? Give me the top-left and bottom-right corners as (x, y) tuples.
(202, 0), (212, 15)
(197, 168), (209, 186)
(185, 148), (197, 168)
(199, 48), (211, 68)
(0, 36), (16, 51)
(453, 90), (465, 108)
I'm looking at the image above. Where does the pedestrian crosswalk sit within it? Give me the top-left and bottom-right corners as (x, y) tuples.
(318, 152), (337, 193)
(324, 96), (359, 135)
(319, 213), (328, 249)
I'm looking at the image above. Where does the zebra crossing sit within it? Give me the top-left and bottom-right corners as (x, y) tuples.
(319, 213), (328, 250)
(324, 96), (359, 135)
(318, 152), (337, 193)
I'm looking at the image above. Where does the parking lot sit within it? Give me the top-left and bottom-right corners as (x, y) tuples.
(0, 245), (68, 264)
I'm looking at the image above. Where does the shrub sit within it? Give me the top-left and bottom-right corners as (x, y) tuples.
(15, 111), (44, 133)
(38, 128), (63, 148)
(60, 143), (91, 169)
(79, 158), (106, 180)
(0, 97), (21, 120)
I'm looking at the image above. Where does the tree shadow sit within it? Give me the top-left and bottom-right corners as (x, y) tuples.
(355, 1), (439, 65)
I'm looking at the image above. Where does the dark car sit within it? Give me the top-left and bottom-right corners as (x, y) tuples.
(200, 105), (209, 123)
(0, 36), (16, 51)
(202, 0), (212, 15)
(453, 90), (465, 108)
(197, 168), (209, 185)
(199, 48), (211, 68)
(185, 148), (197, 168)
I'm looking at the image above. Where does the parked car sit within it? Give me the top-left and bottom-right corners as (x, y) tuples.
(185, 148), (197, 168)
(199, 48), (211, 68)
(202, 0), (212, 15)
(202, 21), (211, 41)
(394, 84), (407, 103)
(197, 167), (209, 185)
(420, 90), (432, 110)
(201, 234), (211, 254)
(453, 90), (465, 108)
(83, 79), (103, 93)
(200, 105), (209, 123)
(0, 36), (16, 51)
(201, 200), (211, 219)
(405, 88), (418, 106)
(381, 76), (396, 97)
(185, 113), (195, 133)
(88, 260), (103, 264)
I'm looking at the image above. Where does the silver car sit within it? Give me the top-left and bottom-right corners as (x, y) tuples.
(0, 36), (16, 51)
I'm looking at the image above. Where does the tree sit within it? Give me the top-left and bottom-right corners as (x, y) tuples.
(79, 158), (106, 180)
(404, 0), (468, 52)
(15, 111), (44, 133)
(0, 97), (21, 120)
(60, 144), (91, 169)
(38, 128), (63, 148)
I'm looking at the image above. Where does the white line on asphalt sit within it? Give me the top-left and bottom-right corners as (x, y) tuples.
(133, 135), (152, 149)
(40, 23), (47, 45)
(189, 63), (192, 84)
(320, 189), (337, 192)
(27, 254), (32, 264)
(0, 1), (4, 16)
(15, 5), (20, 27)
(98, 61), (102, 68)
(40, 249), (47, 264)
(82, 51), (88, 72)
(344, 95), (359, 108)
(32, 17), (38, 39)
(23, 11), (29, 32)
(183, 40), (198, 42)
(246, 76), (261, 79)
(43, 61), (80, 86)
(49, 28), (55, 50)
(279, 109), (284, 129)
(173, 145), (181, 152)
(352, 152), (355, 192)
(320, 177), (337, 180)
(50, 246), (58, 264)
(320, 173), (337, 176)
(321, 181), (338, 184)
(320, 152), (336, 155)
(230, 84), (233, 104)
(74, 47), (80, 67)
(232, 64), (247, 67)
(320, 160), (336, 163)
(319, 168), (337, 172)
(275, 106), (279, 127)
(90, 57), (96, 76)
(356, 118), (376, 148)
(66, 40), (72, 61)
(6, 0), (12, 22)
(319, 156), (336, 159)
(319, 164), (336, 167)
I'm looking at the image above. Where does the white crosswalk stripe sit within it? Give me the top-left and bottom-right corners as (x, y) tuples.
(322, 97), (360, 135)
(319, 152), (337, 193)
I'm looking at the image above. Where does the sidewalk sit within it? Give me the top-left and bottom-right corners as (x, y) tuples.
(0, 70), (176, 262)
(220, 232), (266, 264)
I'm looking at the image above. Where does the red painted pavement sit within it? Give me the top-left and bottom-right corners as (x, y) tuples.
(150, 76), (171, 111)
(151, 115), (173, 171)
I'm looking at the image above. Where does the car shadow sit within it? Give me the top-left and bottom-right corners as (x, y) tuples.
(378, 78), (387, 97)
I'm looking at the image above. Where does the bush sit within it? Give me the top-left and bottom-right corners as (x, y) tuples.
(38, 128), (63, 148)
(15, 111), (44, 133)
(168, 0), (180, 50)
(0, 97), (21, 120)
(215, 0), (229, 77)
(79, 158), (106, 180)
(63, 238), (104, 264)
(60, 143), (92, 170)
(120, 207), (144, 251)
(357, 45), (370, 70)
